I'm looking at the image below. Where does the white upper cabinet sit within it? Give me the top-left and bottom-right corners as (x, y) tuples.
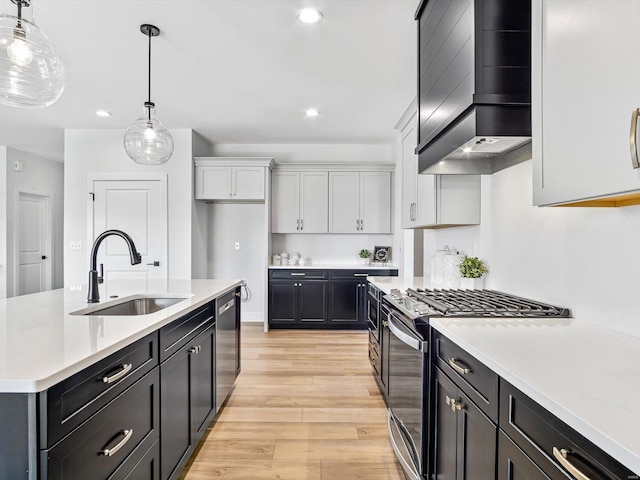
(329, 171), (392, 234)
(272, 171), (328, 234)
(533, 0), (640, 206)
(399, 110), (479, 228)
(194, 158), (273, 201)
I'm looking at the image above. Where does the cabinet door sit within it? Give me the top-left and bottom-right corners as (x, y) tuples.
(457, 388), (497, 479)
(328, 172), (360, 233)
(415, 174), (437, 227)
(380, 316), (390, 398)
(160, 348), (193, 480)
(232, 167), (264, 200)
(498, 431), (551, 480)
(328, 280), (359, 324)
(195, 166), (231, 200)
(298, 282), (327, 324)
(269, 282), (297, 324)
(402, 118), (418, 228)
(433, 369), (459, 480)
(360, 172), (392, 234)
(533, 0), (640, 206)
(272, 172), (300, 233)
(191, 325), (216, 439)
(300, 172), (328, 233)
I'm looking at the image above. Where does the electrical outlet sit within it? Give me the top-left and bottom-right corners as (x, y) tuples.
(70, 241), (82, 250)
(13, 160), (23, 172)
(235, 242), (240, 250)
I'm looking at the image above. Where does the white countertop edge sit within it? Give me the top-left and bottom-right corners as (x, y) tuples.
(0, 280), (242, 393)
(429, 320), (640, 474)
(269, 264), (399, 270)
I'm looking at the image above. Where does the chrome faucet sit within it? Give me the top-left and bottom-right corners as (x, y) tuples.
(87, 230), (142, 303)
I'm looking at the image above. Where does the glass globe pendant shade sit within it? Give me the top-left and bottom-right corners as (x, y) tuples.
(0, 1), (65, 108)
(124, 103), (174, 165)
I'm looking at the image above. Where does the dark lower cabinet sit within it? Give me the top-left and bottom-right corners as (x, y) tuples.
(160, 323), (216, 480)
(498, 431), (550, 480)
(269, 280), (327, 327)
(432, 367), (497, 480)
(269, 269), (397, 329)
(42, 368), (160, 480)
(112, 439), (160, 480)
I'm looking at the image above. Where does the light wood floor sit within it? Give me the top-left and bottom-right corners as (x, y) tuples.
(181, 324), (405, 480)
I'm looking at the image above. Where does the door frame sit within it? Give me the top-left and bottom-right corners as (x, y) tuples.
(87, 173), (169, 278)
(13, 190), (53, 296)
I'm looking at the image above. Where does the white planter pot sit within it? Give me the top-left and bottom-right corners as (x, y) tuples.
(460, 277), (485, 289)
(359, 257), (370, 265)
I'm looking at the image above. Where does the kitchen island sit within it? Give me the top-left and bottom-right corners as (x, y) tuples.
(369, 276), (640, 476)
(0, 278), (242, 480)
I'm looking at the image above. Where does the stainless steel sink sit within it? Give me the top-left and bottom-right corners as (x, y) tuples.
(71, 296), (189, 316)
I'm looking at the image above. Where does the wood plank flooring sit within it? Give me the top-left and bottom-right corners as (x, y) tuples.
(181, 324), (404, 480)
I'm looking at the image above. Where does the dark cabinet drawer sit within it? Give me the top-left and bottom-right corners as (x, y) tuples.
(433, 331), (499, 422)
(270, 269), (328, 279)
(499, 380), (637, 480)
(40, 332), (158, 448)
(41, 368), (159, 480)
(159, 303), (214, 362)
(329, 269), (397, 279)
(111, 439), (159, 480)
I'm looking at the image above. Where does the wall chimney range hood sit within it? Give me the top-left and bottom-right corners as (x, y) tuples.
(415, 0), (532, 175)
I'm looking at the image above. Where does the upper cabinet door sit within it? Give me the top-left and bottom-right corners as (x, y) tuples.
(329, 172), (360, 233)
(401, 117), (418, 228)
(533, 0), (640, 206)
(233, 167), (265, 200)
(299, 172), (328, 233)
(360, 172), (391, 234)
(195, 166), (232, 200)
(272, 172), (300, 233)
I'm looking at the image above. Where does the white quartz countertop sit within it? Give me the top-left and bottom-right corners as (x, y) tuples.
(0, 279), (241, 393)
(269, 264), (398, 270)
(369, 277), (640, 473)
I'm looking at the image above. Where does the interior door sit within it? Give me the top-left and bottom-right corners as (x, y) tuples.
(92, 178), (167, 282)
(17, 192), (52, 295)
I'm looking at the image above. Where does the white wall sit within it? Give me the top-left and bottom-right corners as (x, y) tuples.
(212, 143), (393, 164)
(423, 160), (640, 336)
(272, 234), (395, 265)
(0, 148), (6, 298)
(64, 129), (197, 286)
(0, 147), (64, 298)
(208, 203), (266, 321)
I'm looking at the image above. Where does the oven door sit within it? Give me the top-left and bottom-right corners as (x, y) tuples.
(387, 310), (428, 480)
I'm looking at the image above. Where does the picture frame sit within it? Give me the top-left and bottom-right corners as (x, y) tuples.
(373, 246), (391, 264)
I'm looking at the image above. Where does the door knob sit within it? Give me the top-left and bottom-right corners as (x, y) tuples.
(146, 261), (160, 267)
(41, 255), (47, 260)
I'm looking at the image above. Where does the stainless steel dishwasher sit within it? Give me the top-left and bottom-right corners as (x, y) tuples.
(215, 288), (239, 413)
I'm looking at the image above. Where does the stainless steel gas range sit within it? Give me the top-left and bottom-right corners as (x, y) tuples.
(375, 287), (570, 480)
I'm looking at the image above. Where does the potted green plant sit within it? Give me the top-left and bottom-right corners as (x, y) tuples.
(359, 249), (371, 265)
(458, 256), (488, 289)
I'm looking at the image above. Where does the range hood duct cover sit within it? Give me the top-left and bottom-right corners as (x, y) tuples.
(415, 0), (532, 175)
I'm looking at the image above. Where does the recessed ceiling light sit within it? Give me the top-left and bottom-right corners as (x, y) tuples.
(96, 110), (112, 117)
(297, 8), (323, 24)
(305, 108), (319, 117)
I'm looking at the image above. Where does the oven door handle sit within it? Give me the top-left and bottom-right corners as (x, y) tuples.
(388, 315), (426, 352)
(388, 410), (422, 480)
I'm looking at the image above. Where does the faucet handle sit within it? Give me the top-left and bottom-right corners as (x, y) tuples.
(98, 263), (104, 284)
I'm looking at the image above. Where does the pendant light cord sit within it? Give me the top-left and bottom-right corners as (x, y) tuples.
(147, 30), (152, 121)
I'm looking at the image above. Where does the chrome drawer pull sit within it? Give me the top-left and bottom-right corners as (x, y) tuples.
(291, 273), (306, 276)
(631, 108), (640, 169)
(354, 273), (368, 277)
(445, 395), (464, 412)
(101, 429), (133, 457)
(552, 447), (591, 480)
(448, 357), (471, 375)
(102, 363), (132, 384)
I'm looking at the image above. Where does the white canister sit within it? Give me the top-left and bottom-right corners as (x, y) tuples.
(272, 254), (281, 266)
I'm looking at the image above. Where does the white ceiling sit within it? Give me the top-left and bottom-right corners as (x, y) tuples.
(0, 0), (417, 162)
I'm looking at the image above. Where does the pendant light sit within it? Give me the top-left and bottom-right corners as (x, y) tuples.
(123, 24), (173, 165)
(0, 0), (65, 108)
